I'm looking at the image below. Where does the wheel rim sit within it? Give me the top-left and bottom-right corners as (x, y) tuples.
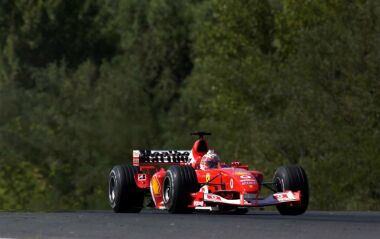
(109, 176), (116, 202)
(275, 176), (284, 192)
(163, 178), (171, 204)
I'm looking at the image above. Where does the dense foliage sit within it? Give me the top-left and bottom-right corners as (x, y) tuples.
(0, 0), (379, 210)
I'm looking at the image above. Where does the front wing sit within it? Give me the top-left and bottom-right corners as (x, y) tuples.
(191, 190), (301, 209)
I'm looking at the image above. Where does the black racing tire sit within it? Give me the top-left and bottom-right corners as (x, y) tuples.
(108, 165), (144, 213)
(163, 165), (199, 213)
(273, 165), (309, 215)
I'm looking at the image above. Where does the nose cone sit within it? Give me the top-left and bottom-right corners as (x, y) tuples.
(233, 171), (260, 193)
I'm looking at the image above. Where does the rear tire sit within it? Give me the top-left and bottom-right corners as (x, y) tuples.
(163, 165), (199, 213)
(273, 165), (309, 215)
(108, 165), (144, 213)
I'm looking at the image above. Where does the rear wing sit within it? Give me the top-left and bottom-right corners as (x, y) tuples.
(133, 150), (191, 166)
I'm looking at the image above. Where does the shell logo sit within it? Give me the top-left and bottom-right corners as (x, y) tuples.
(151, 176), (161, 196)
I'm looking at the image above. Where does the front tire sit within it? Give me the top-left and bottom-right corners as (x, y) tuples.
(108, 165), (144, 213)
(273, 165), (309, 215)
(163, 165), (199, 213)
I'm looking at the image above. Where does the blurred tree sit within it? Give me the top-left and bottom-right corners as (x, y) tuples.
(167, 0), (380, 210)
(114, 0), (194, 141)
(0, 0), (118, 88)
(277, 0), (380, 209)
(0, 0), (379, 211)
(0, 0), (120, 209)
(165, 0), (279, 167)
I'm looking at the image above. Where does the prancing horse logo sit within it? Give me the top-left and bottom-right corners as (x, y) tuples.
(206, 173), (211, 182)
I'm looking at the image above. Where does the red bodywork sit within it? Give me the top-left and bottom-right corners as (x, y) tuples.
(132, 139), (301, 211)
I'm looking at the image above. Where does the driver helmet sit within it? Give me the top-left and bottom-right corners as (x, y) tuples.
(200, 150), (221, 170)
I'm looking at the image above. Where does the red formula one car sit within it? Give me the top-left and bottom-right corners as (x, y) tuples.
(108, 132), (309, 215)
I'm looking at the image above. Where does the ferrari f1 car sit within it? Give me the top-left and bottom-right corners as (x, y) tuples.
(108, 132), (309, 215)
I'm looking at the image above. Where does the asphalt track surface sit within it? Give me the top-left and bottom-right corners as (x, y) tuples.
(0, 210), (379, 239)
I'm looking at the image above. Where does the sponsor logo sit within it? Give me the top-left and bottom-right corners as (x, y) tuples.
(240, 175), (252, 179)
(138, 174), (146, 181)
(206, 194), (222, 201)
(230, 178), (234, 189)
(151, 176), (161, 196)
(241, 181), (256, 185)
(138, 150), (190, 163)
(273, 192), (296, 202)
(206, 173), (211, 182)
(194, 201), (204, 207)
(133, 150), (140, 158)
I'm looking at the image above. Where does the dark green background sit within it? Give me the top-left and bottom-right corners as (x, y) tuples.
(0, 0), (379, 210)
